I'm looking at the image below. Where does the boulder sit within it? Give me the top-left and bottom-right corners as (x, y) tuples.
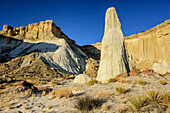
(97, 7), (132, 83)
(152, 61), (170, 74)
(73, 74), (92, 83)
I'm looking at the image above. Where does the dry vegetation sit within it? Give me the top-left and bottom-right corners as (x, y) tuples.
(51, 89), (72, 99)
(115, 86), (127, 94)
(88, 80), (100, 86)
(74, 95), (100, 112)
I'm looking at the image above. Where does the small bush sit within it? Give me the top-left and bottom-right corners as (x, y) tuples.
(88, 80), (99, 86)
(74, 95), (100, 111)
(102, 103), (109, 111)
(129, 96), (145, 110)
(160, 80), (167, 85)
(95, 92), (113, 100)
(108, 78), (118, 83)
(147, 90), (162, 104)
(115, 86), (126, 94)
(51, 89), (72, 99)
(162, 92), (170, 104)
(137, 80), (146, 85)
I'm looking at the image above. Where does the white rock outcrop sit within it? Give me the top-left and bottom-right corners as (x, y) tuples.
(0, 20), (87, 74)
(152, 61), (170, 74)
(73, 74), (92, 83)
(97, 7), (132, 82)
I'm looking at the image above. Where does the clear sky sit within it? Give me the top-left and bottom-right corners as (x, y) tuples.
(0, 0), (169, 45)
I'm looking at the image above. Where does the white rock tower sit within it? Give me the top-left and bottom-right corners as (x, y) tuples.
(97, 7), (132, 82)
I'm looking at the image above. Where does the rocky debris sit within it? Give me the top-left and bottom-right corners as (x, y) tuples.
(97, 7), (132, 82)
(83, 58), (99, 77)
(73, 74), (92, 83)
(0, 52), (72, 79)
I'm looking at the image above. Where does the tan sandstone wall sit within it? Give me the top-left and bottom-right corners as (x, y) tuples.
(125, 19), (170, 70)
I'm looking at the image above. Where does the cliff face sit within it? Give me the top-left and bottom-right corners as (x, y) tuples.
(0, 20), (75, 43)
(84, 19), (170, 74)
(0, 20), (86, 75)
(124, 19), (170, 73)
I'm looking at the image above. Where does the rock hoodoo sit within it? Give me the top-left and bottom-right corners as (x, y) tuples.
(96, 7), (131, 82)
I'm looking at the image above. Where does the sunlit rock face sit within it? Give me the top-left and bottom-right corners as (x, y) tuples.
(0, 20), (87, 74)
(124, 19), (170, 74)
(97, 7), (132, 83)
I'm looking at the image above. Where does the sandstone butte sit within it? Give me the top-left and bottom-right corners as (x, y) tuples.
(91, 19), (170, 74)
(0, 20), (87, 75)
(96, 7), (132, 83)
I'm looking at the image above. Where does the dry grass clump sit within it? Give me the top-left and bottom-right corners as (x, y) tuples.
(118, 78), (132, 84)
(25, 89), (32, 97)
(101, 103), (109, 111)
(160, 80), (167, 85)
(129, 96), (146, 110)
(147, 90), (162, 104)
(7, 105), (13, 109)
(95, 91), (114, 100)
(137, 80), (146, 85)
(115, 86), (126, 94)
(51, 79), (60, 85)
(162, 92), (170, 105)
(51, 89), (72, 99)
(23, 105), (29, 110)
(88, 80), (99, 86)
(108, 78), (118, 83)
(74, 95), (100, 112)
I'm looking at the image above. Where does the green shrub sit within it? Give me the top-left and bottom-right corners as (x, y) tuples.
(129, 96), (145, 109)
(108, 78), (118, 83)
(88, 80), (99, 86)
(137, 80), (146, 85)
(115, 86), (126, 94)
(147, 90), (162, 104)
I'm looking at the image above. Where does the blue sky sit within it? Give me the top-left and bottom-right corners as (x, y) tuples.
(0, 0), (169, 45)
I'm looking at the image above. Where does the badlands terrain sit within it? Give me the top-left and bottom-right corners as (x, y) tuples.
(0, 7), (170, 113)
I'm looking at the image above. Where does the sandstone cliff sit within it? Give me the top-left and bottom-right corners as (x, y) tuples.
(0, 20), (87, 75)
(125, 19), (170, 73)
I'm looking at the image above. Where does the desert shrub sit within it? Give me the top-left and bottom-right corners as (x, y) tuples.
(88, 80), (99, 86)
(160, 80), (167, 85)
(51, 89), (72, 99)
(137, 80), (146, 85)
(102, 103), (109, 111)
(25, 89), (32, 97)
(129, 96), (145, 110)
(74, 95), (100, 111)
(38, 86), (53, 93)
(95, 91), (113, 100)
(115, 86), (126, 94)
(162, 92), (170, 104)
(51, 79), (61, 85)
(108, 78), (118, 83)
(147, 90), (162, 104)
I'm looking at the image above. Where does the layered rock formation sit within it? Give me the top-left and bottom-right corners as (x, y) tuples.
(84, 19), (170, 74)
(0, 20), (87, 75)
(96, 7), (131, 82)
(125, 19), (170, 74)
